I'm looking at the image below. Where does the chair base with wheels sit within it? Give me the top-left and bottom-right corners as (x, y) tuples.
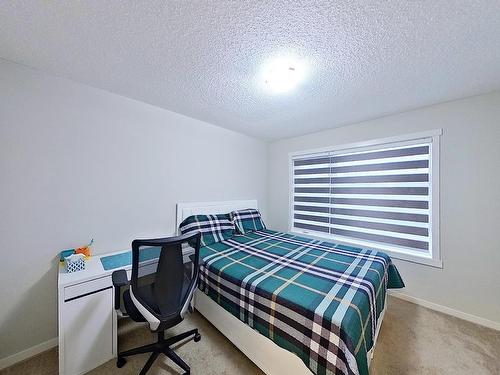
(116, 329), (201, 375)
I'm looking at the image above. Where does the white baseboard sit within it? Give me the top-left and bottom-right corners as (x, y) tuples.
(0, 337), (58, 370)
(389, 291), (500, 331)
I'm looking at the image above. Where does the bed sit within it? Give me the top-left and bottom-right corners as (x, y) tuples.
(176, 200), (404, 375)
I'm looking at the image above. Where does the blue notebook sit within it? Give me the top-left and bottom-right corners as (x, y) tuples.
(100, 246), (161, 271)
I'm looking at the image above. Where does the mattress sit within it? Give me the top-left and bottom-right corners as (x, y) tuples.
(198, 229), (404, 375)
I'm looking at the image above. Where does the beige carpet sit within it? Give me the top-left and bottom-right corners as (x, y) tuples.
(2, 296), (499, 375)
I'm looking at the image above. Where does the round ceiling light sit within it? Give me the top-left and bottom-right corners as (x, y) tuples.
(263, 58), (305, 94)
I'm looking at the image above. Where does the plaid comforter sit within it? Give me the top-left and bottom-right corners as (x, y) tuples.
(198, 229), (404, 375)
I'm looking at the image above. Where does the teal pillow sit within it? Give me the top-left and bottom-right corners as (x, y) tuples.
(179, 214), (234, 247)
(231, 209), (266, 234)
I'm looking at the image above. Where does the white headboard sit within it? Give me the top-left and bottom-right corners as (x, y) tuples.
(176, 199), (258, 234)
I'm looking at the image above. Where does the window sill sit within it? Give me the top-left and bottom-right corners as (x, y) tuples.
(289, 229), (443, 269)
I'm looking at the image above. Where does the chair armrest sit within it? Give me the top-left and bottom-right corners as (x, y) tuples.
(112, 270), (129, 310)
(112, 269), (129, 287)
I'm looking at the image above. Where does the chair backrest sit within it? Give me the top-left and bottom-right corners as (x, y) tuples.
(130, 232), (201, 331)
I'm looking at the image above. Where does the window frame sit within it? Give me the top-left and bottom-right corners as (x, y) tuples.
(288, 129), (442, 268)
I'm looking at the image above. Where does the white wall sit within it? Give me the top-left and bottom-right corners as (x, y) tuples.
(268, 92), (500, 325)
(0, 59), (268, 359)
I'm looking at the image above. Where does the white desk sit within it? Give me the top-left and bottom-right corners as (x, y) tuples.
(57, 247), (194, 375)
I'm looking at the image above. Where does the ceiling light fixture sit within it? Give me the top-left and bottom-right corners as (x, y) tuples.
(263, 58), (305, 94)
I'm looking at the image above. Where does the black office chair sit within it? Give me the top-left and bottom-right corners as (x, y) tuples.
(112, 232), (201, 375)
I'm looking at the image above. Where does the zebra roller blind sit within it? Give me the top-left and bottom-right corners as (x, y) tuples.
(292, 139), (433, 254)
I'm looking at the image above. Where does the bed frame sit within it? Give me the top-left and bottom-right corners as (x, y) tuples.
(176, 199), (385, 375)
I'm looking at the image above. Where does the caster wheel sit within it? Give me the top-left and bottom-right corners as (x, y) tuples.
(194, 333), (201, 342)
(116, 357), (127, 368)
(188, 305), (194, 313)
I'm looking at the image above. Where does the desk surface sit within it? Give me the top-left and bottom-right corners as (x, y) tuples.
(58, 246), (194, 288)
(58, 249), (130, 287)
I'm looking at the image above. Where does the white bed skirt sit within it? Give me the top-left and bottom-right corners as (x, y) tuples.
(194, 289), (311, 375)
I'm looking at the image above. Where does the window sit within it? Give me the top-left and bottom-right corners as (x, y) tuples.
(290, 130), (441, 267)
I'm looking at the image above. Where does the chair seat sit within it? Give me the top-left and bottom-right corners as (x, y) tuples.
(123, 275), (191, 326)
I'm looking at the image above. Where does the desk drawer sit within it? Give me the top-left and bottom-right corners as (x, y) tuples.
(64, 276), (111, 301)
(62, 286), (114, 374)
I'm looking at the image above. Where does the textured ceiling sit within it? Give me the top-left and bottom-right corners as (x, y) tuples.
(1, 1), (500, 140)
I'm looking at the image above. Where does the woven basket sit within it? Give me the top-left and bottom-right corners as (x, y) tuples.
(65, 254), (86, 273)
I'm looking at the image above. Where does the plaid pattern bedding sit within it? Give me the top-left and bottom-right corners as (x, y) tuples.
(231, 208), (266, 234)
(198, 229), (404, 375)
(179, 214), (234, 247)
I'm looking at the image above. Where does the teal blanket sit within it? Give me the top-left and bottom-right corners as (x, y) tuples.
(198, 229), (404, 375)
